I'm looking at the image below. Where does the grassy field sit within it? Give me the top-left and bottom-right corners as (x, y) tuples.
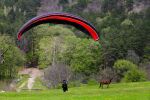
(0, 82), (150, 100)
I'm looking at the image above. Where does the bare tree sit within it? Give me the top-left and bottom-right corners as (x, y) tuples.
(98, 67), (116, 82)
(43, 63), (72, 88)
(126, 50), (140, 64)
(0, 50), (4, 64)
(0, 48), (9, 64)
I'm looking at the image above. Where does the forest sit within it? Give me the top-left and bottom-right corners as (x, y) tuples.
(0, 0), (150, 90)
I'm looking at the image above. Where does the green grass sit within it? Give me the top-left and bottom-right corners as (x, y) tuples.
(0, 82), (150, 100)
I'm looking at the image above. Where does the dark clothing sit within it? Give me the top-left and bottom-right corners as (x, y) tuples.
(62, 80), (68, 92)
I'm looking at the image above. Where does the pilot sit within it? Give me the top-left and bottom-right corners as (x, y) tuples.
(62, 80), (68, 92)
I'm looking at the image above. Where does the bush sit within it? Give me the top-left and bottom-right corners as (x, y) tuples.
(122, 69), (147, 82)
(114, 59), (137, 71)
(113, 59), (147, 82)
(99, 67), (115, 81)
(113, 59), (138, 81)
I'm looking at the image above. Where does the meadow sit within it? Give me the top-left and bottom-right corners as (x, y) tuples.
(0, 81), (150, 100)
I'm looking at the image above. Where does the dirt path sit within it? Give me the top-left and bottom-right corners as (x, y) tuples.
(19, 68), (44, 90)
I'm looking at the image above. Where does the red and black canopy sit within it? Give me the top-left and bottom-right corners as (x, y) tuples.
(17, 13), (99, 41)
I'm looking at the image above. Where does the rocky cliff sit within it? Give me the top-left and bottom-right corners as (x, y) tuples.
(37, 0), (150, 15)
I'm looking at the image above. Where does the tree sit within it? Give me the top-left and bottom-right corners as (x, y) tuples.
(0, 35), (25, 79)
(44, 63), (72, 88)
(0, 0), (40, 35)
(58, 36), (102, 76)
(34, 25), (74, 68)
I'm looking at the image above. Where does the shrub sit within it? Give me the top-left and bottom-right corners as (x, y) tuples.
(114, 59), (137, 71)
(122, 69), (147, 82)
(113, 59), (138, 81)
(99, 67), (115, 80)
(113, 59), (148, 82)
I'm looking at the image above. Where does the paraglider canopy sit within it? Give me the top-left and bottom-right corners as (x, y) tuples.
(17, 13), (99, 41)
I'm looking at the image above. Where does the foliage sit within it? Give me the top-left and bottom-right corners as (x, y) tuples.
(34, 25), (74, 68)
(114, 59), (147, 82)
(113, 59), (137, 79)
(0, 0), (40, 35)
(0, 35), (25, 79)
(69, 1), (150, 70)
(114, 60), (137, 71)
(63, 37), (102, 75)
(0, 0), (40, 68)
(37, 37), (52, 68)
(122, 69), (147, 82)
(121, 19), (134, 27)
(34, 24), (102, 77)
(69, 38), (102, 75)
(0, 0), (150, 81)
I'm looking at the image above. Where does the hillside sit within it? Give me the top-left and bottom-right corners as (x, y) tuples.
(38, 0), (150, 14)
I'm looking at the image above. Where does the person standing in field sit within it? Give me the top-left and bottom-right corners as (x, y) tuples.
(62, 80), (68, 92)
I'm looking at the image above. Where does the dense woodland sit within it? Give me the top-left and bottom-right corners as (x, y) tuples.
(0, 0), (149, 87)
